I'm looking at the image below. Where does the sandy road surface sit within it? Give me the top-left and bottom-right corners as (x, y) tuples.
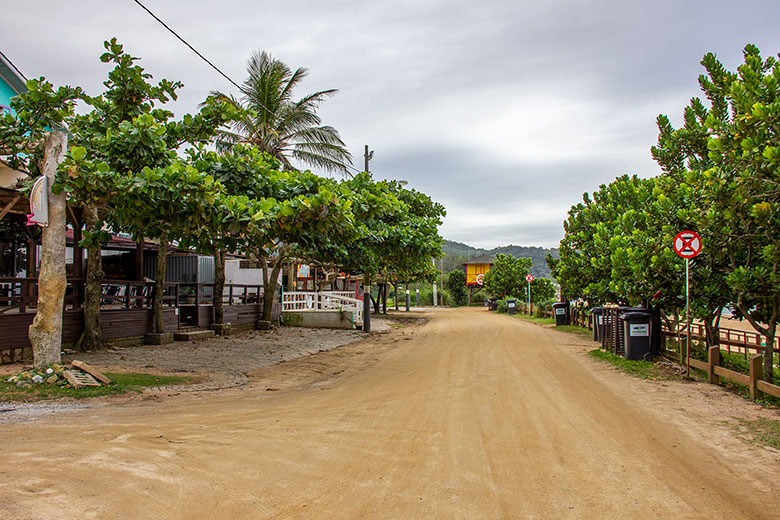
(2, 308), (780, 519)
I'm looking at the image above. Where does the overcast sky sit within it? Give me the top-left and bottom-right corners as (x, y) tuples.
(3, 1), (779, 248)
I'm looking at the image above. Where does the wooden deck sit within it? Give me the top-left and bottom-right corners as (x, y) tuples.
(0, 278), (280, 364)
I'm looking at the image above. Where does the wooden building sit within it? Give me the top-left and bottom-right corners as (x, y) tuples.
(463, 254), (495, 305)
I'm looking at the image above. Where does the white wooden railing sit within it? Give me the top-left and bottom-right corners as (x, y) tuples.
(281, 291), (363, 325)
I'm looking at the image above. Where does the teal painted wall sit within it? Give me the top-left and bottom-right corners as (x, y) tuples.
(0, 78), (19, 114)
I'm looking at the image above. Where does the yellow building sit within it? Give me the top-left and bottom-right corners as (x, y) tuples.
(464, 255), (495, 287)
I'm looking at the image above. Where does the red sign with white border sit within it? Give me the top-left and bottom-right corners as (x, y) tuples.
(673, 230), (702, 259)
(525, 274), (534, 283)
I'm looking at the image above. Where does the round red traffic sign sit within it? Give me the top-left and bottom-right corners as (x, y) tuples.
(525, 274), (534, 283)
(673, 230), (702, 259)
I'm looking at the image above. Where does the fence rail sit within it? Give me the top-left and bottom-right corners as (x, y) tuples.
(281, 291), (363, 325)
(533, 302), (780, 400)
(0, 277), (268, 313)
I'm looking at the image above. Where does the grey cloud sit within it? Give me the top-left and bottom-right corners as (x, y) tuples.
(2, 0), (779, 250)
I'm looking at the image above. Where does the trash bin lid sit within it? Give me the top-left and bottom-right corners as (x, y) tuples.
(590, 306), (603, 314)
(552, 302), (567, 308)
(620, 311), (651, 321)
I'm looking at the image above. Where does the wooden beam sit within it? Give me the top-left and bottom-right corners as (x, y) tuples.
(0, 195), (20, 220)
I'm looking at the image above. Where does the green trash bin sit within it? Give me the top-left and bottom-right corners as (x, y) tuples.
(621, 311), (652, 361)
(591, 307), (604, 341)
(552, 302), (569, 326)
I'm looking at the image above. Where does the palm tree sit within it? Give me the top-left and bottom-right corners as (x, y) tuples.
(214, 51), (353, 175)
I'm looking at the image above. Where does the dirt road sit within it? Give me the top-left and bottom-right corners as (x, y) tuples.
(2, 308), (779, 519)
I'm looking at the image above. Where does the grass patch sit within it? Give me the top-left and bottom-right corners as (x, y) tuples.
(0, 372), (196, 402)
(508, 312), (595, 340)
(588, 348), (667, 380)
(510, 312), (555, 326)
(735, 418), (780, 450)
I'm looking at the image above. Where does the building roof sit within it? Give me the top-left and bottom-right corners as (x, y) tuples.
(463, 254), (496, 265)
(0, 51), (28, 96)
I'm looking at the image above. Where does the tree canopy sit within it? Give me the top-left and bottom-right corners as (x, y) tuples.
(553, 44), (780, 381)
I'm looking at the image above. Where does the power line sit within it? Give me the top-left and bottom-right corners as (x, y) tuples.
(132, 0), (242, 91)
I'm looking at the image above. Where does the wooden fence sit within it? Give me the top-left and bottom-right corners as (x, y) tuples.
(529, 302), (780, 401)
(0, 277), (279, 364)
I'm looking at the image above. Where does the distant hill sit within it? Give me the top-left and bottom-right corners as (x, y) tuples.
(441, 239), (559, 279)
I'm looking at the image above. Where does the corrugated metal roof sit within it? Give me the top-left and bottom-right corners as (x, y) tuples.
(463, 254), (496, 265)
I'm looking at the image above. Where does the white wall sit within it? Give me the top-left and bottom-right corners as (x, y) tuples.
(0, 164), (25, 188)
(224, 259), (282, 286)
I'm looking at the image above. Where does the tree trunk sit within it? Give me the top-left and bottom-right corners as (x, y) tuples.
(213, 249), (225, 325)
(703, 308), (722, 349)
(29, 131), (67, 369)
(382, 283), (387, 314)
(372, 283), (381, 314)
(287, 264), (295, 292)
(153, 232), (168, 333)
(81, 204), (103, 351)
(262, 255), (283, 322)
(394, 283), (399, 311)
(764, 324), (776, 384)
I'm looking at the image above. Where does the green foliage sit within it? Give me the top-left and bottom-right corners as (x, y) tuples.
(446, 269), (468, 306)
(530, 277), (555, 305)
(0, 78), (83, 177)
(555, 43), (780, 380)
(483, 253), (532, 298)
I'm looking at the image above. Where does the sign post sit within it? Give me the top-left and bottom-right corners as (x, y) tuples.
(673, 230), (702, 377)
(525, 274), (534, 315)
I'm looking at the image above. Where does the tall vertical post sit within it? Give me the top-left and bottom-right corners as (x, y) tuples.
(432, 258), (437, 306)
(405, 282), (410, 312)
(415, 283), (419, 307)
(527, 282), (531, 315)
(362, 277), (371, 332)
(686, 258), (690, 376)
(364, 145), (372, 173)
(440, 258), (444, 306)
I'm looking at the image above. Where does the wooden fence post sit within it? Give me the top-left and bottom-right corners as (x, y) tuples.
(708, 346), (720, 385)
(749, 355), (763, 400)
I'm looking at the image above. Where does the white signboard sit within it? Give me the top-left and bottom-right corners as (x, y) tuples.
(508, 301), (516, 308)
(598, 315), (604, 325)
(555, 307), (566, 316)
(27, 176), (48, 227)
(629, 324), (649, 337)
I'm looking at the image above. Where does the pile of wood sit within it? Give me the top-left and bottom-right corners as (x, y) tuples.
(62, 360), (112, 388)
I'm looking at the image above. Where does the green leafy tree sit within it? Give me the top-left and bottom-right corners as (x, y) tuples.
(446, 269), (468, 306)
(530, 278), (555, 306)
(187, 144), (355, 321)
(60, 39), (236, 336)
(0, 77), (83, 367)
(483, 253), (532, 298)
(213, 51), (352, 175)
(689, 45), (779, 380)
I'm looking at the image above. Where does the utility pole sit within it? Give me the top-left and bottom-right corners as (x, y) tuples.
(362, 145), (373, 331)
(440, 258), (444, 305)
(364, 145), (373, 173)
(432, 258), (437, 306)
